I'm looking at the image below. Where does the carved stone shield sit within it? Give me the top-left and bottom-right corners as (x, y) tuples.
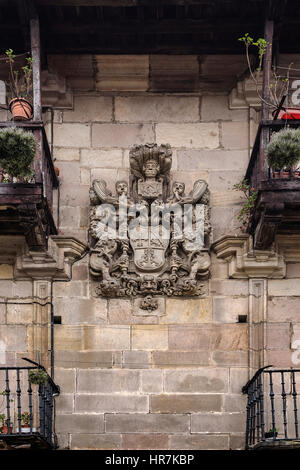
(130, 228), (169, 272)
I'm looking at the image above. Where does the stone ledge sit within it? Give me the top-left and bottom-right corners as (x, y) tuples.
(14, 236), (87, 280)
(212, 235), (286, 279)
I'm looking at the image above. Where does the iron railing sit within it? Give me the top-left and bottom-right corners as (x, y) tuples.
(0, 365), (60, 448)
(242, 367), (300, 449)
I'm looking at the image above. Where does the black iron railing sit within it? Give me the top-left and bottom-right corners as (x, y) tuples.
(242, 367), (300, 449)
(0, 366), (60, 448)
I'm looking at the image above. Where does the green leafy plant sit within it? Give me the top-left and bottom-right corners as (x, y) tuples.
(21, 412), (30, 426)
(29, 369), (48, 386)
(238, 33), (291, 111)
(5, 49), (33, 100)
(0, 128), (36, 180)
(267, 128), (300, 170)
(233, 179), (258, 231)
(0, 413), (5, 429)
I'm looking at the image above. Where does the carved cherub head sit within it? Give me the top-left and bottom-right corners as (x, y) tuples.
(143, 159), (160, 179)
(115, 180), (128, 196)
(172, 181), (185, 196)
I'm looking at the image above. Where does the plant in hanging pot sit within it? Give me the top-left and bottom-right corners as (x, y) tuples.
(266, 128), (300, 179)
(29, 368), (49, 386)
(0, 127), (36, 181)
(5, 49), (34, 121)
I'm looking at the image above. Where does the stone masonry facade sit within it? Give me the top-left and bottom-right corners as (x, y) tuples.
(0, 56), (300, 450)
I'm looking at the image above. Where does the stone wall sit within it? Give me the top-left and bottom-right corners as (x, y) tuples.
(1, 63), (300, 449)
(44, 89), (254, 450)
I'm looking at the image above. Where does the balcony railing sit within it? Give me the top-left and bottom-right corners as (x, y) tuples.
(242, 367), (300, 450)
(246, 119), (300, 190)
(0, 121), (59, 249)
(0, 365), (60, 450)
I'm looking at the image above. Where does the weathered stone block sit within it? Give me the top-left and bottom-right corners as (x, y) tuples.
(152, 351), (210, 368)
(268, 297), (300, 323)
(96, 55), (149, 91)
(0, 281), (13, 297)
(212, 297), (248, 323)
(59, 184), (90, 207)
(6, 303), (33, 325)
(55, 394), (74, 413)
(123, 350), (150, 369)
(71, 433), (122, 450)
(115, 96), (199, 123)
(210, 279), (249, 296)
(230, 434), (245, 450)
(161, 298), (212, 324)
(267, 323), (291, 350)
(58, 206), (81, 228)
(75, 395), (149, 413)
(0, 264), (13, 279)
(53, 123), (90, 148)
(53, 147), (80, 162)
(222, 122), (248, 149)
(150, 394), (222, 413)
(72, 264), (88, 281)
(122, 434), (169, 450)
(177, 150), (248, 171)
(229, 368), (249, 394)
(53, 281), (88, 298)
(212, 351), (248, 366)
(170, 434), (229, 450)
(64, 95), (112, 123)
(209, 169), (245, 191)
(80, 167), (90, 185)
(0, 325), (27, 351)
(269, 279), (300, 296)
(141, 370), (163, 393)
(55, 351), (114, 368)
(56, 413), (104, 433)
(92, 123), (154, 148)
(54, 325), (83, 351)
(286, 263), (300, 278)
(156, 123), (219, 149)
(106, 413), (190, 433)
(83, 326), (131, 351)
(132, 325), (168, 350)
(54, 161), (81, 185)
(108, 299), (132, 324)
(77, 369), (140, 393)
(223, 394), (247, 412)
(201, 95), (247, 122)
(165, 368), (228, 393)
(53, 298), (107, 324)
(168, 325), (210, 351)
(211, 324), (248, 351)
(191, 412), (245, 433)
(210, 191), (244, 207)
(81, 148), (123, 168)
(12, 281), (33, 298)
(210, 206), (243, 242)
(54, 368), (76, 393)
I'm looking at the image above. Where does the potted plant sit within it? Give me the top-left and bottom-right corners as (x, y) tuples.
(265, 427), (278, 439)
(233, 179), (258, 232)
(29, 368), (48, 386)
(266, 128), (300, 178)
(20, 412), (31, 433)
(0, 414), (12, 434)
(4, 49), (33, 121)
(0, 127), (36, 181)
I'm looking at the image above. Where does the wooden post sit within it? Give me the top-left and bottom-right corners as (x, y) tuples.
(259, 18), (274, 184)
(30, 3), (42, 121)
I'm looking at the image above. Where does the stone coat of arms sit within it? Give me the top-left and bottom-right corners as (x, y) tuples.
(89, 143), (211, 310)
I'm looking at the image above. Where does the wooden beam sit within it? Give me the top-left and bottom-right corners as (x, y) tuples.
(36, 0), (232, 5)
(29, 1), (42, 121)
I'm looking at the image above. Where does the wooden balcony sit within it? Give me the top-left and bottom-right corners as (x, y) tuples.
(0, 122), (58, 251)
(245, 120), (300, 250)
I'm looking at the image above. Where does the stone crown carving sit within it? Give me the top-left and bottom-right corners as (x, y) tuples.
(89, 143), (211, 303)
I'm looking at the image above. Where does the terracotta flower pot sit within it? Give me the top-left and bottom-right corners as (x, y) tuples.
(282, 170), (290, 179)
(9, 97), (33, 121)
(294, 171), (300, 179)
(273, 170), (280, 179)
(1, 425), (13, 434)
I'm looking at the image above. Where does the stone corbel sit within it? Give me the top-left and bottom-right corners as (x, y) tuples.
(275, 234), (300, 262)
(229, 75), (263, 109)
(212, 235), (286, 279)
(41, 70), (73, 109)
(14, 236), (87, 280)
